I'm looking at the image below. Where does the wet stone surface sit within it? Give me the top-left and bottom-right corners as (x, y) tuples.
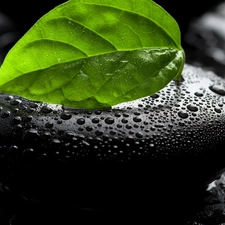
(0, 65), (224, 224)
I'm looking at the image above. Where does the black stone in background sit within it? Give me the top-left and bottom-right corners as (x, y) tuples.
(152, 0), (224, 40)
(184, 1), (225, 78)
(2, 154), (225, 225)
(184, 167), (225, 225)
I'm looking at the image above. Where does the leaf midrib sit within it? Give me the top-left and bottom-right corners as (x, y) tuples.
(8, 47), (181, 99)
(14, 46), (181, 77)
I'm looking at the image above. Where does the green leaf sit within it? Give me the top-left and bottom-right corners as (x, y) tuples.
(0, 0), (185, 109)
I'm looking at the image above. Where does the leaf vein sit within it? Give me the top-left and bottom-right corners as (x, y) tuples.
(76, 2), (178, 48)
(64, 17), (117, 51)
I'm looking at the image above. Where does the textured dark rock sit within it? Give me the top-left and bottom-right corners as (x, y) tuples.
(0, 64), (225, 223)
(184, 168), (225, 225)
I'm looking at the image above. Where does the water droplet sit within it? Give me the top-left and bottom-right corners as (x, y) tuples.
(23, 128), (39, 141)
(114, 112), (121, 117)
(24, 115), (33, 122)
(60, 112), (72, 120)
(77, 118), (85, 125)
(86, 126), (93, 131)
(39, 153), (48, 161)
(155, 124), (164, 128)
(95, 130), (103, 136)
(209, 84), (225, 96)
(57, 120), (62, 124)
(194, 92), (204, 97)
(11, 116), (22, 125)
(10, 99), (22, 105)
(123, 113), (129, 117)
(126, 124), (132, 129)
(42, 132), (52, 140)
(136, 132), (143, 138)
(105, 117), (114, 124)
(8, 145), (20, 158)
(121, 119), (128, 124)
(64, 131), (76, 139)
(1, 111), (10, 118)
(26, 107), (35, 113)
(120, 60), (128, 63)
(149, 143), (154, 148)
(22, 148), (35, 158)
(41, 106), (52, 113)
(51, 139), (61, 146)
(94, 110), (102, 115)
(92, 118), (99, 123)
(150, 94), (159, 99)
(214, 108), (222, 113)
(187, 104), (198, 112)
(179, 122), (185, 126)
(45, 122), (54, 128)
(15, 124), (23, 130)
(133, 117), (142, 123)
(4, 95), (13, 101)
(178, 110), (188, 119)
(29, 102), (38, 108)
(12, 108), (19, 113)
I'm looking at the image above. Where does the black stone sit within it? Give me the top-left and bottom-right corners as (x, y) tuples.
(0, 64), (225, 223)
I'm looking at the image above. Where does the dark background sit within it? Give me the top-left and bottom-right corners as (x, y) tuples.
(0, 0), (224, 37)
